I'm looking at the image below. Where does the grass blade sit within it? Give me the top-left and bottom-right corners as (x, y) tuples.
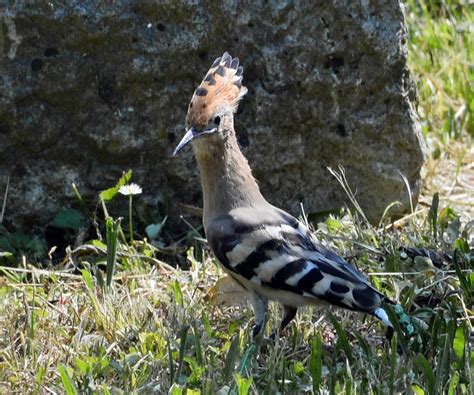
(434, 332), (450, 394)
(327, 311), (353, 363)
(414, 354), (435, 394)
(168, 341), (175, 384)
(192, 323), (204, 366)
(428, 192), (439, 239)
(234, 373), (253, 395)
(176, 325), (190, 383)
(58, 364), (78, 395)
(453, 325), (466, 363)
(389, 333), (398, 394)
(224, 335), (240, 383)
(384, 304), (409, 355)
(105, 217), (120, 288)
(309, 333), (323, 393)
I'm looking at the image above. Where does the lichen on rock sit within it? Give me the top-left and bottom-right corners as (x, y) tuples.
(0, 1), (424, 234)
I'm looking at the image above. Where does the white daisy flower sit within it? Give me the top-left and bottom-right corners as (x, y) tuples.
(118, 183), (142, 196)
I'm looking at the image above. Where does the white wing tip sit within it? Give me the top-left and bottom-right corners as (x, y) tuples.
(374, 307), (392, 327)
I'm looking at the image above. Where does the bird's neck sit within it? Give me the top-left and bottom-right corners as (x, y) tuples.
(194, 132), (266, 229)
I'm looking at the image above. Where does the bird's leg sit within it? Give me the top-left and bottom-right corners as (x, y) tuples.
(249, 292), (268, 338)
(280, 305), (297, 332)
(385, 326), (394, 341)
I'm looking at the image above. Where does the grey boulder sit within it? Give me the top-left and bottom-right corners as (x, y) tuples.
(0, 1), (424, 235)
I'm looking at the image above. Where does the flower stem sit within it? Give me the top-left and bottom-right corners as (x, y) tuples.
(129, 195), (134, 243)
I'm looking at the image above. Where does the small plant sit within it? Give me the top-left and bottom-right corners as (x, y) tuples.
(118, 183), (143, 244)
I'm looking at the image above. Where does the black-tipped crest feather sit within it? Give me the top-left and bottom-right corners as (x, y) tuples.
(186, 52), (248, 129)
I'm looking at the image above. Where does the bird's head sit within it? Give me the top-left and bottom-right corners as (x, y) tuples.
(173, 52), (248, 156)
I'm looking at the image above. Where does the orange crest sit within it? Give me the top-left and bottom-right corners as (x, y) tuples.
(186, 52), (248, 130)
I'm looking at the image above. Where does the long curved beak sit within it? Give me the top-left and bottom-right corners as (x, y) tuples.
(173, 127), (218, 156)
(173, 128), (194, 156)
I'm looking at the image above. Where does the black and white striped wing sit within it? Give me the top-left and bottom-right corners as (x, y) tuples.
(206, 206), (384, 313)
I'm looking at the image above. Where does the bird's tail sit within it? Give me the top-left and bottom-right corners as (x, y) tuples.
(372, 300), (417, 341)
(372, 305), (394, 340)
(373, 306), (393, 328)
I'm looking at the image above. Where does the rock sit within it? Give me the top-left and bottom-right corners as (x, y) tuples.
(0, 1), (424, 236)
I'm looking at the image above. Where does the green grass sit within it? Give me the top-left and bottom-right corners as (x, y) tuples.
(406, 0), (474, 220)
(406, 0), (473, 144)
(0, 202), (472, 393)
(1, 1), (473, 393)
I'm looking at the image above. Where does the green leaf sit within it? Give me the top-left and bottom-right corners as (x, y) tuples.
(0, 251), (15, 265)
(447, 372), (459, 395)
(453, 250), (471, 296)
(100, 187), (118, 202)
(51, 209), (88, 229)
(89, 239), (107, 249)
(327, 311), (352, 363)
(172, 280), (183, 307)
(412, 384), (425, 395)
(96, 269), (105, 290)
(435, 331), (451, 393)
(0, 236), (13, 253)
(309, 334), (323, 393)
(201, 311), (213, 338)
(438, 207), (457, 228)
(176, 325), (189, 384)
(81, 269), (94, 290)
(0, 233), (47, 257)
(414, 354), (435, 394)
(292, 361), (305, 376)
(105, 217), (121, 288)
(428, 192), (439, 239)
(238, 344), (256, 375)
(167, 341), (175, 384)
(389, 334), (398, 395)
(27, 237), (47, 257)
(384, 304), (409, 354)
(58, 364), (78, 395)
(326, 217), (342, 232)
(234, 373), (253, 395)
(168, 383), (183, 395)
(100, 170), (132, 202)
(353, 332), (372, 360)
(453, 238), (469, 254)
(192, 323), (203, 366)
(75, 358), (90, 375)
(35, 364), (45, 389)
(223, 335), (240, 383)
(453, 326), (465, 361)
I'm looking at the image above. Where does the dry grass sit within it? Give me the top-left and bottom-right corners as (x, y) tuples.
(1, 0), (473, 393)
(422, 141), (474, 221)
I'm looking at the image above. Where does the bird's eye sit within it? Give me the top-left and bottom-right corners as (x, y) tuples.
(213, 116), (221, 125)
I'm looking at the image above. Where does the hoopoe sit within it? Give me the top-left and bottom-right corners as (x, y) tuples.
(174, 52), (394, 338)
